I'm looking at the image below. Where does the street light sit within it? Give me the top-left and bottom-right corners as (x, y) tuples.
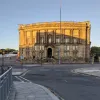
(59, 0), (62, 64)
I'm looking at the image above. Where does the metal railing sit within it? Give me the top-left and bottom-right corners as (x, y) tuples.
(0, 67), (12, 100)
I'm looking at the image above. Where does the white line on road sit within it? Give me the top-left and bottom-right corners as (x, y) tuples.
(15, 76), (24, 82)
(19, 76), (32, 83)
(21, 70), (30, 77)
(64, 80), (68, 83)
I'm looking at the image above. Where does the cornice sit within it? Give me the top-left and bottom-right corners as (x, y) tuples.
(19, 21), (90, 30)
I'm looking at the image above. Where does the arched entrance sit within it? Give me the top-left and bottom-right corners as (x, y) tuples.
(47, 48), (52, 58)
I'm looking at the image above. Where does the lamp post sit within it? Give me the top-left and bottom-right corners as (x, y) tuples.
(59, 0), (62, 64)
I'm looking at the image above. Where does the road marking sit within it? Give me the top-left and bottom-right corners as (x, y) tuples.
(21, 70), (30, 77)
(15, 76), (24, 82)
(64, 80), (68, 83)
(19, 76), (32, 83)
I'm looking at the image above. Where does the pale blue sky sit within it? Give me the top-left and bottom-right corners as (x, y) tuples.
(0, 0), (100, 50)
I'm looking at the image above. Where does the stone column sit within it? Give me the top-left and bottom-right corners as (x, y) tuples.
(72, 29), (74, 43)
(55, 30), (56, 44)
(39, 30), (40, 44)
(44, 48), (47, 58)
(31, 31), (33, 44)
(79, 30), (81, 43)
(64, 29), (65, 44)
(47, 30), (48, 44)
(70, 29), (72, 43)
(53, 30), (56, 43)
(36, 31), (38, 44)
(44, 30), (46, 43)
(62, 29), (65, 44)
(36, 31), (39, 44)
(61, 29), (63, 44)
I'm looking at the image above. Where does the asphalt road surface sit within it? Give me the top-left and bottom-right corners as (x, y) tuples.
(21, 66), (100, 100)
(2, 56), (100, 100)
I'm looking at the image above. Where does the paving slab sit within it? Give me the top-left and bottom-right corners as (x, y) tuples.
(13, 82), (59, 100)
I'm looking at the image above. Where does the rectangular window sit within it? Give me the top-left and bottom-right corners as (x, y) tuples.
(73, 46), (78, 50)
(64, 52), (70, 56)
(67, 52), (70, 56)
(65, 38), (69, 43)
(40, 37), (44, 44)
(74, 39), (77, 43)
(35, 46), (38, 50)
(73, 46), (75, 50)
(56, 37), (60, 43)
(67, 46), (70, 50)
(76, 46), (78, 50)
(64, 46), (66, 50)
(39, 46), (44, 50)
(41, 46), (44, 50)
(64, 52), (66, 56)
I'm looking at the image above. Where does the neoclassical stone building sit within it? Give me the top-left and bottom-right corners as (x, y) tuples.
(19, 21), (91, 63)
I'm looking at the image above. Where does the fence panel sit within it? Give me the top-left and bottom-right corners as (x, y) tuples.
(0, 67), (12, 100)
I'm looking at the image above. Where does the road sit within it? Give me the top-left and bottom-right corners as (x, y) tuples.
(20, 65), (100, 100)
(1, 57), (100, 100)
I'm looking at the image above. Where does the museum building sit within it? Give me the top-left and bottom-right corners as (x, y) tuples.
(19, 21), (91, 63)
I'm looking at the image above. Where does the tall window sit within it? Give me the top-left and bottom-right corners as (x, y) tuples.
(64, 46), (70, 51)
(48, 35), (52, 43)
(56, 37), (60, 43)
(73, 46), (75, 50)
(64, 52), (70, 57)
(40, 37), (44, 44)
(65, 38), (69, 43)
(40, 46), (44, 50)
(73, 46), (78, 50)
(49, 37), (51, 43)
(73, 38), (77, 43)
(34, 46), (38, 50)
(67, 46), (70, 50)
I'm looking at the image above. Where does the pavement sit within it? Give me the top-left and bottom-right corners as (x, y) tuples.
(12, 68), (27, 76)
(10, 68), (60, 100)
(1, 57), (100, 100)
(72, 67), (100, 77)
(22, 64), (100, 100)
(13, 82), (59, 100)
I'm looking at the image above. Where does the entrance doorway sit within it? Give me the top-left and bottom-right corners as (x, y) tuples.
(47, 48), (52, 58)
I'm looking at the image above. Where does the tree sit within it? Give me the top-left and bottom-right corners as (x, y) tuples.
(0, 49), (2, 54)
(91, 46), (100, 62)
(0, 48), (17, 54)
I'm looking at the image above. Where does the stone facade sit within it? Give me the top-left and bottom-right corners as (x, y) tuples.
(19, 21), (91, 63)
